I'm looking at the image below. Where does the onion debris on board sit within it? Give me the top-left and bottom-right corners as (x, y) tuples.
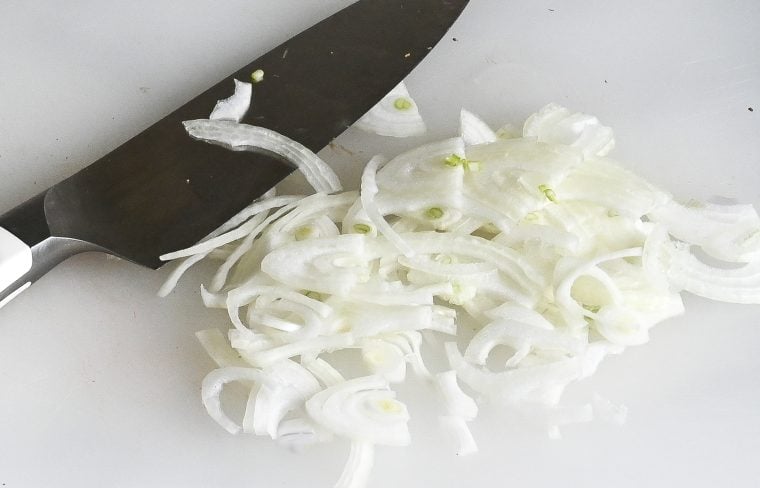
(160, 82), (760, 488)
(209, 79), (252, 123)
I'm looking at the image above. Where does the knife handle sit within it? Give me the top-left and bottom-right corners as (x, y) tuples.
(0, 227), (32, 308)
(0, 192), (101, 310)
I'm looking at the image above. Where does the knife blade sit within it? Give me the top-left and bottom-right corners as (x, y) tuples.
(0, 0), (469, 308)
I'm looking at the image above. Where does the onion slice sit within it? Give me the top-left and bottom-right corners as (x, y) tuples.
(183, 119), (341, 193)
(355, 82), (426, 138)
(210, 79), (252, 122)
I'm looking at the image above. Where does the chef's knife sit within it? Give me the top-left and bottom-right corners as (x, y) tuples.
(0, 0), (469, 308)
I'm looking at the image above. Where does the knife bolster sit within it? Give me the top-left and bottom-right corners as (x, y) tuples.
(0, 234), (103, 310)
(0, 193), (105, 309)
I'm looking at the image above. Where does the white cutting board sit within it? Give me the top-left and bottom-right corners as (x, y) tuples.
(1, 1), (759, 486)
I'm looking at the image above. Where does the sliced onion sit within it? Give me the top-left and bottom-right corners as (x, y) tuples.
(335, 441), (375, 488)
(361, 338), (407, 383)
(439, 415), (478, 456)
(354, 82), (426, 137)
(276, 417), (332, 452)
(464, 319), (586, 366)
(249, 360), (320, 438)
(159, 195), (301, 261)
(553, 247), (644, 328)
(303, 357), (345, 387)
(435, 370), (478, 419)
(460, 109), (497, 146)
(666, 242), (760, 303)
(523, 103), (615, 159)
(305, 376), (411, 446)
(168, 103), (760, 488)
(647, 200), (760, 262)
(196, 329), (247, 367)
(360, 155), (414, 256)
(201, 367), (262, 434)
(210, 79), (252, 122)
(382, 330), (431, 379)
(183, 119), (341, 193)
(261, 234), (374, 296)
(445, 342), (582, 406)
(241, 333), (355, 368)
(557, 158), (671, 217)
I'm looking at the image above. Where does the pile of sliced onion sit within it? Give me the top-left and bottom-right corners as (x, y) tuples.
(160, 83), (760, 488)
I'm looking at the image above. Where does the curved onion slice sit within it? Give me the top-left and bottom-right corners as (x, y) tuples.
(276, 417), (333, 452)
(361, 338), (407, 383)
(439, 415), (478, 455)
(666, 242), (760, 303)
(435, 370), (478, 419)
(248, 360), (320, 438)
(647, 200), (760, 262)
(261, 234), (374, 295)
(464, 319), (586, 366)
(460, 109), (497, 146)
(159, 195), (301, 261)
(354, 82), (426, 137)
(183, 119), (341, 193)
(201, 367), (263, 434)
(557, 158), (671, 217)
(196, 329), (248, 367)
(360, 155), (414, 256)
(523, 103), (615, 159)
(305, 375), (411, 446)
(335, 441), (375, 488)
(445, 342), (582, 406)
(303, 357), (345, 387)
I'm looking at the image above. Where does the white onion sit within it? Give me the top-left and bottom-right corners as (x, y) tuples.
(439, 415), (478, 456)
(201, 367), (263, 434)
(159, 195), (301, 261)
(195, 329), (247, 367)
(250, 359), (320, 438)
(360, 155), (414, 256)
(276, 417), (332, 452)
(460, 108), (497, 145)
(355, 82), (426, 137)
(183, 119), (341, 193)
(666, 242), (760, 303)
(160, 102), (760, 488)
(435, 370), (478, 420)
(361, 338), (407, 383)
(445, 342), (582, 406)
(648, 200), (760, 262)
(335, 441), (375, 488)
(305, 376), (411, 446)
(303, 357), (345, 387)
(210, 79), (252, 122)
(523, 103), (615, 159)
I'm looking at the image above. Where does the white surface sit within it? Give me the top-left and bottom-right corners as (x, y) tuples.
(1, 1), (759, 487)
(0, 227), (32, 296)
